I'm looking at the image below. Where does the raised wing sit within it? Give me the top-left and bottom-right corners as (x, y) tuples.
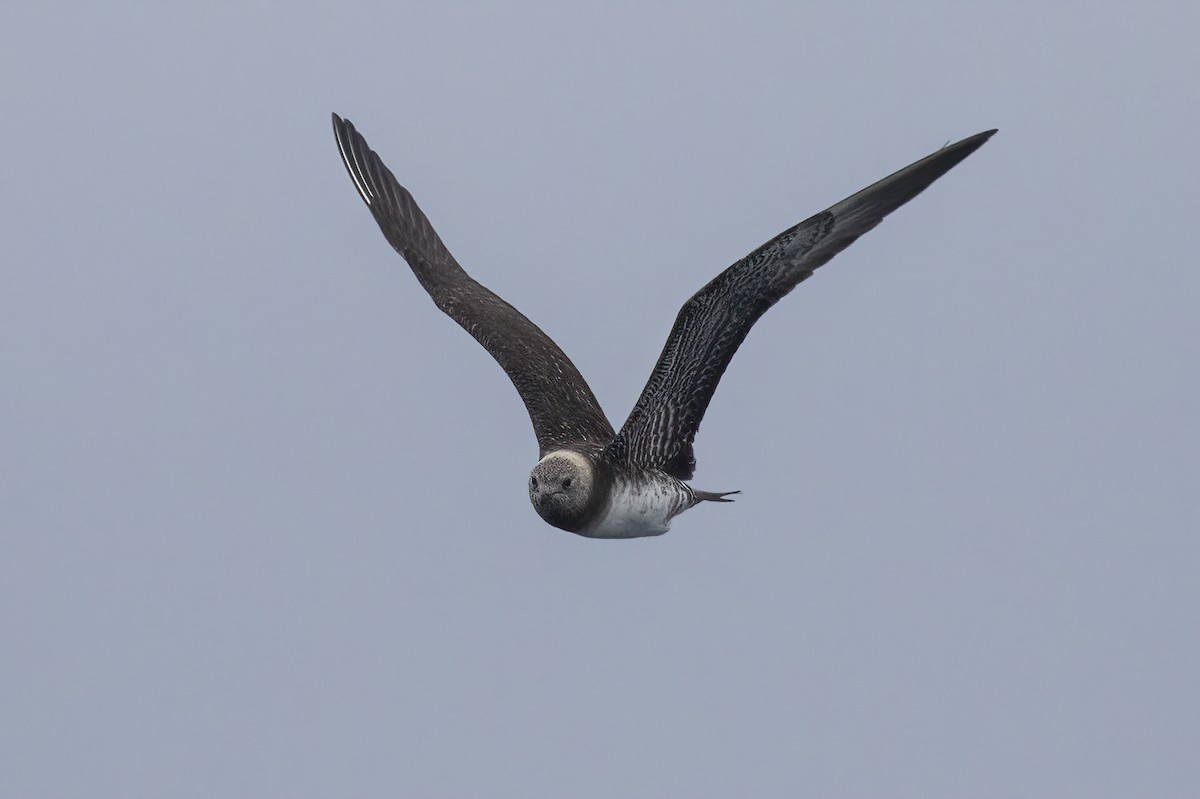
(332, 114), (615, 455)
(603, 130), (996, 479)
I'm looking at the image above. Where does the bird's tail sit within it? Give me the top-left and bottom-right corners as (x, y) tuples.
(692, 489), (740, 503)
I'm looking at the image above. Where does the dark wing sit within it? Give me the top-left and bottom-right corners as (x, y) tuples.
(602, 129), (996, 479)
(332, 114), (615, 455)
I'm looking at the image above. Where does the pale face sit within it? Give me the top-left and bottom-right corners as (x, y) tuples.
(528, 450), (595, 531)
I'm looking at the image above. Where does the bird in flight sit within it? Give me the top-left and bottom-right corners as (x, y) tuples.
(332, 114), (994, 538)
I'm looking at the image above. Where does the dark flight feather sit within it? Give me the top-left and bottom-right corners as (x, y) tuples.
(602, 130), (997, 479)
(332, 114), (615, 455)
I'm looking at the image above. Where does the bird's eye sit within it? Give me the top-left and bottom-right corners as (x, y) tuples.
(531, 477), (538, 488)
(562, 478), (572, 488)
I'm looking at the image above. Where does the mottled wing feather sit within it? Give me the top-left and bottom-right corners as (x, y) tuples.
(332, 114), (615, 455)
(604, 130), (997, 479)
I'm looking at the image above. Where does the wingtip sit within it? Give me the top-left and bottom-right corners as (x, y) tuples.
(331, 113), (376, 207)
(922, 128), (996, 169)
(955, 128), (998, 153)
(949, 128), (998, 152)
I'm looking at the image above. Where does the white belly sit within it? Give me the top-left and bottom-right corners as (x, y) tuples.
(580, 476), (692, 539)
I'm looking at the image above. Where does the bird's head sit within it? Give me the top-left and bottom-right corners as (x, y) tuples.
(528, 450), (597, 532)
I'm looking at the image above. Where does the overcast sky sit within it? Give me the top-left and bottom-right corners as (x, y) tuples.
(2, 2), (1197, 797)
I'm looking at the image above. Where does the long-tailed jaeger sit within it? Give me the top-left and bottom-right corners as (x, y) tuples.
(332, 114), (994, 538)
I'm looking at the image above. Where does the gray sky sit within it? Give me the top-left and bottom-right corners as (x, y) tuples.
(3, 2), (1197, 797)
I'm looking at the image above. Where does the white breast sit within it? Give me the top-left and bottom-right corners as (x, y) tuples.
(581, 475), (692, 539)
